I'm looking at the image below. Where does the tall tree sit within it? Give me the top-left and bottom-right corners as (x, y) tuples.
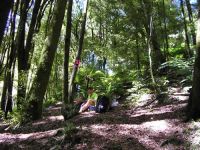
(0, 0), (14, 47)
(25, 0), (42, 68)
(180, 0), (192, 57)
(16, 0), (31, 108)
(68, 0), (89, 102)
(185, 0), (196, 45)
(19, 0), (42, 103)
(63, 0), (73, 105)
(188, 0), (200, 120)
(162, 0), (169, 60)
(142, 0), (166, 70)
(1, 0), (19, 118)
(26, 0), (67, 120)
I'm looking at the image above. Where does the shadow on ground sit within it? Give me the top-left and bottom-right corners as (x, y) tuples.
(0, 99), (190, 150)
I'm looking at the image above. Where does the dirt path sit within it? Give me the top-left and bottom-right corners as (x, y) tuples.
(0, 94), (191, 150)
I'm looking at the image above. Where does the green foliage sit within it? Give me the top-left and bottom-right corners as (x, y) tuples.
(0, 109), (4, 118)
(0, 72), (4, 81)
(53, 122), (79, 147)
(159, 57), (194, 85)
(43, 53), (64, 107)
(125, 80), (152, 106)
(165, 58), (193, 72)
(62, 122), (79, 145)
(43, 97), (57, 108)
(63, 122), (78, 137)
(168, 46), (186, 58)
(8, 107), (27, 125)
(155, 76), (169, 91)
(61, 104), (79, 120)
(76, 66), (133, 97)
(2, 0), (197, 123)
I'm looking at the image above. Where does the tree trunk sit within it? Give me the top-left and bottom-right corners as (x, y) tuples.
(4, 37), (17, 118)
(180, 0), (192, 57)
(25, 0), (42, 68)
(63, 0), (73, 105)
(142, 0), (165, 70)
(151, 29), (166, 68)
(68, 0), (89, 102)
(1, 70), (8, 112)
(17, 0), (42, 107)
(0, 0), (13, 47)
(103, 57), (106, 71)
(136, 38), (141, 74)
(35, 0), (51, 33)
(26, 0), (67, 120)
(45, 1), (54, 36)
(148, 15), (156, 88)
(1, 0), (19, 117)
(6, 0), (19, 116)
(5, 65), (15, 119)
(0, 0), (18, 75)
(188, 0), (200, 120)
(99, 17), (103, 44)
(0, 64), (15, 119)
(16, 0), (30, 109)
(185, 0), (196, 45)
(162, 0), (169, 60)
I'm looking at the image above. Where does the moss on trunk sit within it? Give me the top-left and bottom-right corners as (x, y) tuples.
(26, 0), (67, 120)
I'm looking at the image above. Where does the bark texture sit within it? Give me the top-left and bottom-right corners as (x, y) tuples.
(189, 0), (200, 120)
(0, 0), (13, 46)
(26, 0), (67, 120)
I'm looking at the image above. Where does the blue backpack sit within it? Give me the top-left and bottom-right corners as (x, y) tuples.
(95, 95), (110, 113)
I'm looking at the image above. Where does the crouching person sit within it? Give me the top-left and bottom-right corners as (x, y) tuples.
(79, 87), (98, 113)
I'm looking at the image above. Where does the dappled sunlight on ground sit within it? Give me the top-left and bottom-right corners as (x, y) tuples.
(46, 115), (64, 121)
(142, 120), (171, 132)
(187, 121), (200, 149)
(78, 117), (186, 150)
(129, 103), (186, 119)
(32, 120), (48, 126)
(78, 111), (97, 119)
(70, 97), (189, 149)
(172, 95), (189, 101)
(31, 115), (64, 126)
(139, 94), (154, 102)
(0, 129), (59, 144)
(0, 95), (191, 149)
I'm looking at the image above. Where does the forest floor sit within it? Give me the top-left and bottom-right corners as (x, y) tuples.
(0, 86), (200, 149)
